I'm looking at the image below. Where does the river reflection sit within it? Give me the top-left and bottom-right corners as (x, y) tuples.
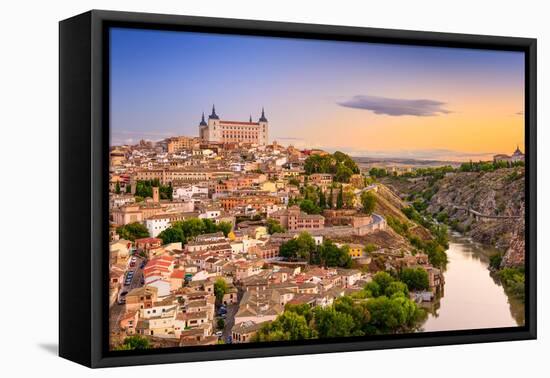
(421, 233), (524, 332)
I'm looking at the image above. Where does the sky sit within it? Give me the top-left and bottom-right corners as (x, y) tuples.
(110, 27), (525, 162)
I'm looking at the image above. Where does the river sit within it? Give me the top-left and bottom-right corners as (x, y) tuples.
(421, 232), (524, 332)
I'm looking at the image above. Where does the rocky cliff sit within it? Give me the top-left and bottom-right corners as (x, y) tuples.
(426, 168), (525, 267)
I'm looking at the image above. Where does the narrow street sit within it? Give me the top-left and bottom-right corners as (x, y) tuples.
(109, 256), (145, 333)
(221, 303), (239, 342)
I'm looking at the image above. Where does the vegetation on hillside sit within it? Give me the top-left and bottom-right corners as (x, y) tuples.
(158, 218), (232, 245)
(253, 272), (425, 342)
(279, 232), (352, 268)
(304, 151), (360, 183)
(116, 222), (150, 241)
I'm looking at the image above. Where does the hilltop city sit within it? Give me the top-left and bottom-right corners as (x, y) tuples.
(109, 106), (525, 349)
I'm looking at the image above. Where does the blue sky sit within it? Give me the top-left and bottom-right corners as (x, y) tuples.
(110, 27), (525, 160)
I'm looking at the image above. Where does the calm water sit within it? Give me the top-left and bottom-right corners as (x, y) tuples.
(421, 233), (524, 332)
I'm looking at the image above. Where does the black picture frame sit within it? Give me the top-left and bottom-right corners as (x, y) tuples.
(59, 9), (537, 368)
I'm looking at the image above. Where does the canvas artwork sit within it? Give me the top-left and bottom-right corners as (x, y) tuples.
(108, 28), (526, 351)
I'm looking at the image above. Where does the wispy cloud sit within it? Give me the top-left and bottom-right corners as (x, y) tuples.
(515, 111), (524, 116)
(338, 95), (451, 117)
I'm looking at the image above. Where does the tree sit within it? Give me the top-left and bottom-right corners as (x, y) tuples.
(214, 278), (228, 303)
(158, 227), (185, 245)
(336, 185), (344, 209)
(319, 188), (326, 209)
(360, 191), (376, 215)
(115, 181), (121, 194)
(384, 281), (409, 297)
(328, 187), (334, 209)
(299, 199), (322, 214)
(216, 221), (233, 237)
(116, 222), (149, 242)
(318, 241), (352, 268)
(363, 243), (378, 254)
(364, 272), (395, 297)
(254, 311), (314, 342)
(313, 307), (356, 338)
(116, 335), (151, 350)
(267, 218), (285, 234)
(365, 296), (409, 333)
(279, 232), (316, 261)
(343, 187), (355, 209)
(217, 318), (225, 329)
(399, 268), (429, 291)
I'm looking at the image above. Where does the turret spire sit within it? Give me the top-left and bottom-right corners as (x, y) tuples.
(209, 104), (219, 120)
(259, 107), (268, 122)
(249, 115), (252, 123)
(199, 112), (207, 126)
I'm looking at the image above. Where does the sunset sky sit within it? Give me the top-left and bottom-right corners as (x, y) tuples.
(110, 27), (525, 161)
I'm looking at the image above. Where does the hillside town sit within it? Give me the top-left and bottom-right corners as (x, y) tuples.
(109, 107), (448, 349)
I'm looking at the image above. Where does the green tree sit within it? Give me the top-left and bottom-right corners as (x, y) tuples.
(214, 278), (228, 303)
(217, 318), (225, 329)
(158, 227), (185, 244)
(267, 218), (285, 234)
(399, 268), (429, 291)
(313, 307), (356, 338)
(319, 189), (327, 209)
(216, 221), (233, 237)
(364, 272), (395, 297)
(360, 191), (376, 215)
(254, 311), (314, 342)
(115, 181), (121, 194)
(336, 185), (344, 209)
(489, 253), (503, 270)
(116, 335), (151, 350)
(116, 222), (150, 242)
(363, 243), (378, 254)
(299, 199), (322, 214)
(328, 187), (334, 209)
(279, 232), (317, 261)
(318, 241), (352, 268)
(342, 187), (355, 208)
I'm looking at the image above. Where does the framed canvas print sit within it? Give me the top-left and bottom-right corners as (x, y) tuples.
(59, 10), (536, 368)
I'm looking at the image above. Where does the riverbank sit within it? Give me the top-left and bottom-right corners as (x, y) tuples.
(421, 233), (524, 332)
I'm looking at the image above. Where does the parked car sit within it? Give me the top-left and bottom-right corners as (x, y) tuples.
(215, 331), (223, 337)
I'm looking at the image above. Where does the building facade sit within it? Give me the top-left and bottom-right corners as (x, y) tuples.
(199, 105), (269, 145)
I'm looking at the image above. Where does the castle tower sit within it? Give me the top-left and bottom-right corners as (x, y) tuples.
(199, 112), (208, 141)
(258, 107), (269, 145)
(207, 104), (221, 142)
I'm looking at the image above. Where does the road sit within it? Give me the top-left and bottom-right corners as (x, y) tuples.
(109, 256), (145, 333)
(221, 303), (239, 342)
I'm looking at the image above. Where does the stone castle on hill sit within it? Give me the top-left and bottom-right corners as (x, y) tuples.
(199, 105), (268, 145)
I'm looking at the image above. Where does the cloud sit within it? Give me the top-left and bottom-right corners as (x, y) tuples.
(338, 95), (451, 117)
(515, 111), (524, 115)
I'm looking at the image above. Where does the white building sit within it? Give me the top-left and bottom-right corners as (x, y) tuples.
(145, 216), (170, 237)
(173, 185), (208, 200)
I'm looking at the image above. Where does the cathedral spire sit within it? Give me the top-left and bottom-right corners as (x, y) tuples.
(259, 107), (268, 122)
(249, 115), (252, 123)
(199, 112), (207, 126)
